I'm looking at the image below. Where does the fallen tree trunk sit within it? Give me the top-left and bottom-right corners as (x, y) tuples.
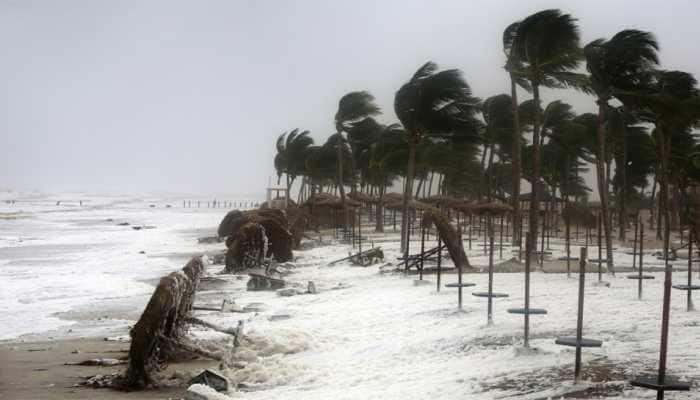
(421, 209), (473, 271)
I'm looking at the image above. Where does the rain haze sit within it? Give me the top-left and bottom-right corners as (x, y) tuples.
(1, 0), (699, 196)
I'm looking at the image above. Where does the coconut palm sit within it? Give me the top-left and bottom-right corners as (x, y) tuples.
(394, 61), (482, 256)
(334, 92), (381, 231)
(585, 28), (659, 272)
(509, 9), (585, 254)
(274, 129), (314, 206)
(503, 22), (532, 243)
(481, 94), (515, 200)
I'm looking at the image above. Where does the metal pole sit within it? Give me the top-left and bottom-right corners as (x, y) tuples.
(499, 214), (504, 260)
(420, 222), (425, 281)
(598, 212), (603, 282)
(566, 212), (571, 278)
(574, 246), (588, 382)
(524, 231), (532, 348)
(437, 234), (442, 292)
(657, 213), (673, 399)
(639, 218), (645, 300)
(488, 229), (494, 325)
(687, 230), (693, 311)
(469, 214), (473, 250)
(633, 217), (639, 271)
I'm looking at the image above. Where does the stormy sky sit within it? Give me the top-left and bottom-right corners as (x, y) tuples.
(1, 0), (698, 197)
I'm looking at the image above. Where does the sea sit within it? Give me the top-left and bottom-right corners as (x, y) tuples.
(0, 191), (257, 341)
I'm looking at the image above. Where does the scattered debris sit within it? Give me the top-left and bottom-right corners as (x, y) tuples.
(307, 281), (317, 294)
(247, 273), (286, 291)
(189, 369), (230, 392)
(67, 358), (126, 366)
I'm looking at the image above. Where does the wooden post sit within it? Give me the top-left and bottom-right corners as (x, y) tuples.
(574, 246), (588, 382)
(358, 208), (363, 254)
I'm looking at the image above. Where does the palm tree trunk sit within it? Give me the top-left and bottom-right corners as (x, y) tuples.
(428, 172), (435, 198)
(510, 75), (522, 246)
(401, 139), (418, 256)
(286, 174), (292, 208)
(415, 177), (424, 198)
(595, 102), (615, 274)
(336, 133), (350, 232)
(528, 84), (542, 250)
(618, 119), (628, 241)
(650, 174), (657, 227)
(375, 184), (385, 232)
(486, 142), (496, 201)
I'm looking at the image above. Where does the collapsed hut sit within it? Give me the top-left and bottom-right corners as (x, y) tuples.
(218, 209), (294, 273)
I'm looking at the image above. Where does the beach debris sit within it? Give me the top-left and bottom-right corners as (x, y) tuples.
(307, 281), (317, 294)
(67, 358), (126, 366)
(276, 287), (305, 297)
(211, 252), (226, 265)
(328, 247), (384, 266)
(187, 317), (244, 340)
(185, 383), (231, 400)
(194, 299), (242, 313)
(421, 210), (474, 272)
(268, 314), (291, 321)
(189, 369), (230, 392)
(243, 302), (266, 312)
(116, 222), (130, 226)
(247, 273), (286, 291)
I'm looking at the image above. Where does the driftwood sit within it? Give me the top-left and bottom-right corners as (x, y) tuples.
(421, 210), (473, 271)
(328, 247), (384, 266)
(119, 258), (204, 389)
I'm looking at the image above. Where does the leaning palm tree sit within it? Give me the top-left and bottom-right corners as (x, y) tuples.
(503, 21), (531, 244)
(509, 9), (586, 254)
(585, 29), (659, 273)
(394, 61), (482, 257)
(274, 129), (314, 207)
(334, 92), (381, 232)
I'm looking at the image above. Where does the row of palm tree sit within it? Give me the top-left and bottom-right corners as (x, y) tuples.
(273, 9), (700, 269)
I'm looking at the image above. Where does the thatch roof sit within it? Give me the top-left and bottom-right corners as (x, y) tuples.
(348, 191), (378, 204)
(385, 199), (434, 211)
(303, 193), (360, 209)
(471, 202), (514, 215)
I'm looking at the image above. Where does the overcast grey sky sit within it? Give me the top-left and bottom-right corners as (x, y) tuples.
(1, 0), (698, 196)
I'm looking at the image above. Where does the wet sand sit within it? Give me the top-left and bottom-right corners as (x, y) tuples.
(0, 337), (215, 400)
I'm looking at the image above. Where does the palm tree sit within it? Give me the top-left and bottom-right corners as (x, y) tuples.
(364, 123), (408, 231)
(481, 94), (515, 200)
(274, 129), (314, 206)
(503, 21), (530, 244)
(334, 92), (381, 232)
(585, 29), (659, 271)
(394, 61), (482, 257)
(509, 9), (585, 255)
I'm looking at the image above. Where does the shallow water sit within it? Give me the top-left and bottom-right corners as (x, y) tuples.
(0, 191), (255, 340)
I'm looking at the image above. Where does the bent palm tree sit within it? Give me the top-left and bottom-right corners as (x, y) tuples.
(585, 29), (659, 273)
(334, 92), (381, 232)
(509, 9), (586, 257)
(274, 129), (314, 207)
(395, 61), (481, 258)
